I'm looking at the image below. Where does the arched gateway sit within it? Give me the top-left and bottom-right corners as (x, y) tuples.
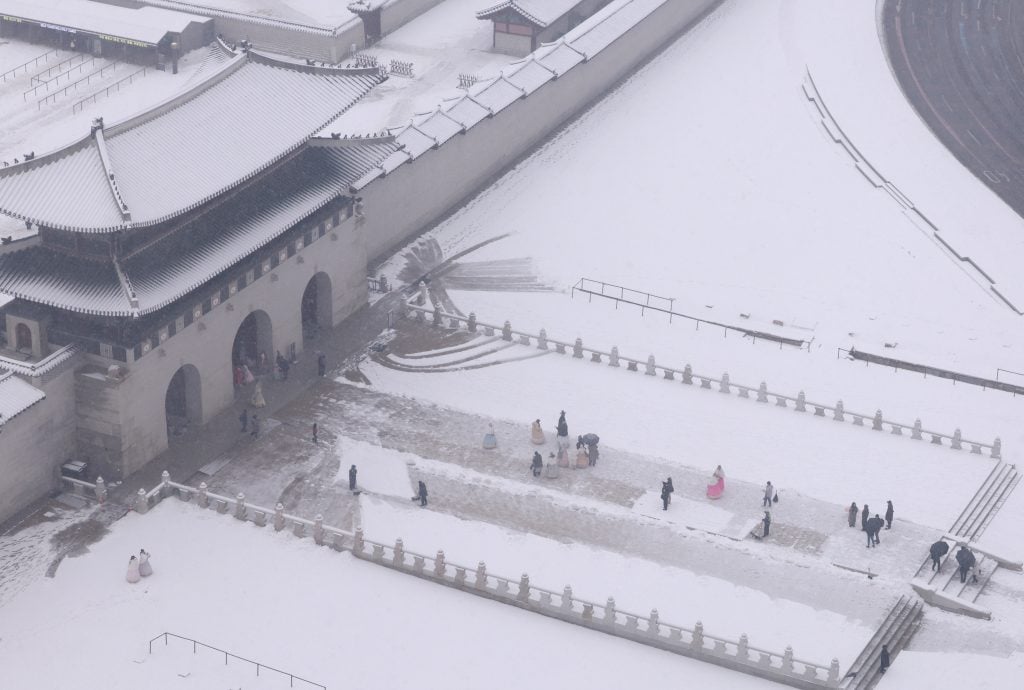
(301, 272), (333, 340)
(165, 364), (201, 440)
(231, 310), (273, 382)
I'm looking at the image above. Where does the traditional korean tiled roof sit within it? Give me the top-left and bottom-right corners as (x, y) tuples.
(0, 370), (46, 428)
(475, 0), (583, 28)
(0, 49), (384, 233)
(0, 143), (396, 317)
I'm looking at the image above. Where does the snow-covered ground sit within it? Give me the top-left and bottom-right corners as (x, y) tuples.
(0, 498), (782, 690)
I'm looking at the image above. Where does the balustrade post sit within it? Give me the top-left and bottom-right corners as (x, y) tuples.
(912, 419), (923, 439)
(833, 400), (845, 422)
(468, 312), (477, 333)
(609, 346), (619, 367)
(475, 561), (487, 588)
(737, 633), (749, 661)
(951, 428), (962, 450)
(757, 382), (768, 403)
(691, 621), (704, 650)
(992, 437), (1002, 459)
(828, 658), (840, 683)
(782, 646), (794, 673)
(393, 538), (404, 566)
(434, 550), (446, 577)
(273, 503), (285, 532)
(313, 515), (324, 545)
(604, 597), (616, 626)
(719, 372), (730, 394)
(353, 527), (365, 555)
(95, 476), (107, 503)
(562, 585), (573, 611)
(573, 337), (584, 358)
(160, 470), (171, 498)
(198, 482), (209, 508)
(432, 307), (441, 327)
(795, 391), (806, 412)
(682, 364), (693, 384)
(134, 488), (149, 514)
(648, 609), (660, 636)
(234, 493), (246, 521)
(872, 410), (883, 430)
(417, 280), (427, 306)
(645, 355), (656, 376)
(537, 328), (547, 349)
(518, 573), (530, 601)
(501, 321), (512, 341)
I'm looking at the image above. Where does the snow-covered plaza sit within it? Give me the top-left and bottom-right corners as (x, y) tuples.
(2, 0), (1024, 688)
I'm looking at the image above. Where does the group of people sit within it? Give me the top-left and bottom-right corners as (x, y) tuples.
(848, 500), (894, 548)
(929, 540), (978, 583)
(126, 549), (153, 583)
(517, 412), (600, 477)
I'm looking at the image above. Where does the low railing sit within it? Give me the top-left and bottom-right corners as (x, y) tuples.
(59, 475), (107, 503)
(840, 348), (1024, 396)
(149, 632), (326, 689)
(23, 56), (96, 99)
(0, 48), (62, 84)
(27, 52), (87, 85)
(36, 62), (119, 109)
(399, 287), (1001, 459)
(0, 344), (80, 378)
(73, 67), (148, 114)
(367, 274), (390, 293)
(125, 472), (839, 689)
(572, 277), (810, 349)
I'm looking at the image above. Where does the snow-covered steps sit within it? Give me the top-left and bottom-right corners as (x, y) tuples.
(839, 595), (922, 690)
(949, 461), (1020, 541)
(376, 334), (552, 372)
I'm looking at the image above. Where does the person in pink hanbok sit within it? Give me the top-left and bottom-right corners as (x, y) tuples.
(706, 465), (725, 499)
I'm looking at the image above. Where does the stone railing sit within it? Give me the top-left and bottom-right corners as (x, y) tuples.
(59, 475), (108, 502)
(0, 344), (80, 380)
(106, 472), (840, 689)
(399, 288), (1001, 459)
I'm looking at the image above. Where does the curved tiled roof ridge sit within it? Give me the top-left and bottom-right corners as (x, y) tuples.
(138, 0), (359, 35)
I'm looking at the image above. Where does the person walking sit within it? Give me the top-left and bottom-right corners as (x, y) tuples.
(531, 419), (546, 445)
(867, 514), (884, 547)
(556, 411), (568, 440)
(317, 351), (326, 377)
(126, 555), (141, 584)
(848, 502), (858, 528)
(955, 545), (976, 583)
(312, 422), (319, 445)
(138, 549), (153, 577)
(250, 414), (260, 439)
(861, 504), (870, 531)
(761, 511), (771, 538)
(879, 644), (890, 675)
(762, 481), (774, 507)
(349, 464), (357, 491)
(661, 481), (671, 511)
(531, 451), (543, 477)
(929, 540), (949, 571)
(418, 480), (428, 507)
(666, 477), (675, 505)
(239, 408), (248, 433)
(885, 500), (894, 530)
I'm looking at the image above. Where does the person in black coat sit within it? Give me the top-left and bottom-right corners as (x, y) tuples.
(884, 500), (894, 530)
(955, 545), (976, 583)
(531, 451), (543, 477)
(861, 504), (870, 531)
(556, 411), (568, 438)
(867, 515), (884, 547)
(239, 408), (248, 432)
(929, 540), (949, 571)
(349, 464), (357, 491)
(761, 511), (771, 538)
(418, 480), (428, 507)
(661, 482), (670, 511)
(879, 644), (890, 674)
(666, 477), (674, 504)
(317, 351), (326, 377)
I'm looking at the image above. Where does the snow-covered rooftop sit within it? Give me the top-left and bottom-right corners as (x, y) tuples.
(0, 49), (383, 233)
(475, 0), (584, 27)
(0, 0), (212, 45)
(0, 370), (45, 427)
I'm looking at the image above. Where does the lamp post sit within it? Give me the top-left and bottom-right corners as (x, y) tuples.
(171, 41), (179, 74)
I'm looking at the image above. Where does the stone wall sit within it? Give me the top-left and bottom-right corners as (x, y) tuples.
(357, 0), (721, 264)
(379, 0), (446, 37)
(0, 364), (77, 525)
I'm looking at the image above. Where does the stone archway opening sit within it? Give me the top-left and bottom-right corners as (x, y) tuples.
(301, 272), (332, 341)
(14, 322), (32, 352)
(165, 364), (201, 441)
(232, 310), (273, 383)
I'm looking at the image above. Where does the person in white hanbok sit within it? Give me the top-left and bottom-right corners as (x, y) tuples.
(530, 419), (546, 445)
(126, 556), (141, 584)
(249, 380), (266, 408)
(139, 549), (153, 577)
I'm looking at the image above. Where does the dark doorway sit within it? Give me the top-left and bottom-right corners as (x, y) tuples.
(363, 9), (382, 45)
(232, 310), (273, 379)
(14, 323), (32, 352)
(301, 272), (332, 341)
(165, 364), (201, 441)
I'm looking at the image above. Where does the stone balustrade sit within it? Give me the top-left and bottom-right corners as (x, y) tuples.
(402, 298), (1001, 459)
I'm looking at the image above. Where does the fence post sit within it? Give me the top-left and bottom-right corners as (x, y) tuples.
(313, 515), (325, 545)
(912, 419), (923, 440)
(234, 493), (246, 521)
(719, 372), (731, 393)
(502, 321), (513, 341)
(160, 470), (171, 498)
(475, 561), (487, 588)
(434, 550), (445, 577)
(649, 609), (660, 636)
(872, 410), (883, 431)
(609, 346), (620, 367)
(691, 621), (704, 649)
(198, 482), (209, 508)
(393, 538), (404, 566)
(353, 527), (365, 555)
(992, 437), (1002, 459)
(432, 307), (441, 327)
(417, 280), (427, 305)
(573, 337), (583, 358)
(562, 585), (573, 611)
(782, 646), (794, 673)
(757, 382), (768, 403)
(604, 597), (616, 626)
(682, 364), (693, 384)
(951, 429), (962, 450)
(737, 633), (749, 661)
(834, 400), (845, 422)
(518, 573), (530, 601)
(537, 328), (547, 349)
(795, 391), (806, 412)
(466, 312), (476, 333)
(645, 355), (656, 376)
(828, 658), (840, 683)
(273, 503), (285, 531)
(95, 476), (107, 503)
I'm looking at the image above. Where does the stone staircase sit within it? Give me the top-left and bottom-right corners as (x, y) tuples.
(374, 334), (551, 373)
(910, 461), (1021, 619)
(840, 595), (922, 690)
